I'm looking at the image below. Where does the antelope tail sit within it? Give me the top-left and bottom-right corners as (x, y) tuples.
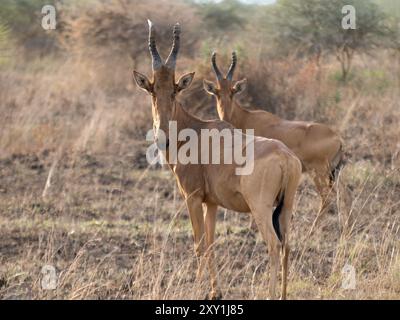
(329, 143), (345, 185)
(272, 195), (284, 242)
(272, 158), (290, 242)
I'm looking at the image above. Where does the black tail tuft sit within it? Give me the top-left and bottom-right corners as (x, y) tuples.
(329, 158), (345, 185)
(272, 196), (284, 242)
(329, 144), (346, 185)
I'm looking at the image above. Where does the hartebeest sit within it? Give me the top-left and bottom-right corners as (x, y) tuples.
(133, 21), (302, 299)
(203, 52), (344, 218)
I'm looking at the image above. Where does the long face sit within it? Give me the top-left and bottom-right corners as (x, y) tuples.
(133, 21), (194, 147)
(149, 68), (176, 136)
(203, 52), (247, 122)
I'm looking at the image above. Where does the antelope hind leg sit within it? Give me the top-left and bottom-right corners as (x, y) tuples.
(252, 204), (281, 300)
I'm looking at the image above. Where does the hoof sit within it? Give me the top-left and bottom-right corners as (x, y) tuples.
(327, 205), (337, 215)
(205, 292), (222, 300)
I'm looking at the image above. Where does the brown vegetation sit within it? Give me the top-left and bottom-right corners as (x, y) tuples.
(0, 0), (399, 299)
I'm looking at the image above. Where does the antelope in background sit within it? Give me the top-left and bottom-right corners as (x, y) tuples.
(203, 52), (344, 224)
(133, 21), (302, 299)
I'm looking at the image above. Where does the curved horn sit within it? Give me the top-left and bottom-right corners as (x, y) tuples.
(226, 51), (237, 80)
(165, 23), (181, 70)
(211, 52), (223, 81)
(147, 19), (163, 70)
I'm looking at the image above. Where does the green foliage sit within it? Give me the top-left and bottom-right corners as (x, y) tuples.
(197, 0), (249, 36)
(200, 37), (246, 61)
(0, 21), (11, 65)
(334, 89), (341, 104)
(330, 65), (391, 93)
(330, 69), (355, 83)
(0, 0), (57, 53)
(267, 0), (390, 80)
(374, 0), (400, 19)
(0, 22), (9, 47)
(374, 0), (400, 51)
(358, 68), (390, 93)
(271, 0), (389, 55)
(0, 0), (54, 33)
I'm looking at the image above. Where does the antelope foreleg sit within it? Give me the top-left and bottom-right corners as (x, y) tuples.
(204, 203), (220, 299)
(186, 197), (206, 280)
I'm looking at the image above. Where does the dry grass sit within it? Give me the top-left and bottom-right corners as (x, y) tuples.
(0, 1), (399, 300)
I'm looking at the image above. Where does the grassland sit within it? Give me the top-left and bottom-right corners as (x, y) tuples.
(0, 0), (399, 300)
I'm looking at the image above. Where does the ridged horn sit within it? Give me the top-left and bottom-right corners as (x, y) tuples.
(147, 19), (163, 70)
(211, 52), (223, 81)
(226, 51), (237, 80)
(165, 23), (181, 70)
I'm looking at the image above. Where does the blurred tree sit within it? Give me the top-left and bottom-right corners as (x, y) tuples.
(268, 0), (390, 81)
(0, 22), (9, 46)
(197, 0), (248, 38)
(0, 0), (57, 54)
(0, 21), (10, 63)
(374, 0), (400, 18)
(374, 0), (400, 53)
(59, 0), (202, 67)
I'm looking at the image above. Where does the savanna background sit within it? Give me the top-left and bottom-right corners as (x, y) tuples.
(0, 0), (399, 299)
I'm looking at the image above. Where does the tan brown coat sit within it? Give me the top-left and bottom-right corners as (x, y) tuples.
(133, 22), (302, 299)
(204, 52), (344, 217)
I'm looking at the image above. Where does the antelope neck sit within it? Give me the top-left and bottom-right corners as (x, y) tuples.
(160, 100), (204, 153)
(168, 100), (204, 134)
(228, 100), (251, 130)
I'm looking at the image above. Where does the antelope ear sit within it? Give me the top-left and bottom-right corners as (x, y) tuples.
(203, 79), (218, 96)
(177, 72), (195, 92)
(232, 78), (247, 95)
(133, 71), (152, 94)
